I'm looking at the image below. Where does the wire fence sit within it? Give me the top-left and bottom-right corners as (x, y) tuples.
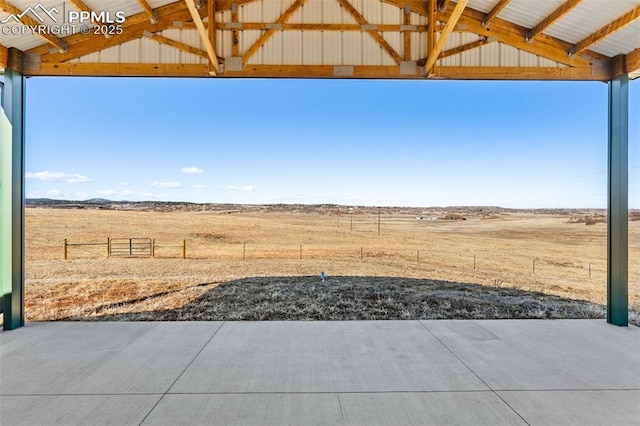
(61, 238), (608, 281)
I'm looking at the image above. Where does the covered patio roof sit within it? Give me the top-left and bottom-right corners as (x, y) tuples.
(0, 0), (637, 330)
(0, 0), (638, 80)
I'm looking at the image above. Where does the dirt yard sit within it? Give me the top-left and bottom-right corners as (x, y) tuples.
(11, 205), (640, 322)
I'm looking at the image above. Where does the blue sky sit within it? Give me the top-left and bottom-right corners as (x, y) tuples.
(24, 77), (639, 208)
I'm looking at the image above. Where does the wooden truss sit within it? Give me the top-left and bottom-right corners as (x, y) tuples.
(0, 0), (637, 79)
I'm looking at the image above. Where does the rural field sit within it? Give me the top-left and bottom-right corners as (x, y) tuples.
(8, 202), (640, 323)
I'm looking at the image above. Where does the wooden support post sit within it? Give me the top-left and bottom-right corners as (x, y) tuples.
(403, 4), (411, 61)
(107, 238), (110, 258)
(63, 239), (68, 260)
(231, 2), (239, 57)
(182, 239), (186, 259)
(151, 239), (155, 258)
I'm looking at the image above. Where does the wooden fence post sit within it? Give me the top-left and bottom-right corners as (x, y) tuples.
(107, 238), (110, 258)
(63, 239), (67, 260)
(182, 239), (186, 259)
(151, 239), (155, 258)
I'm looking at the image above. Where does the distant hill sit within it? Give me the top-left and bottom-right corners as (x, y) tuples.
(24, 198), (615, 217)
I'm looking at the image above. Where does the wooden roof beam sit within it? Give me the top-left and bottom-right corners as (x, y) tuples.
(428, 0), (436, 59)
(433, 35), (496, 61)
(438, 3), (603, 69)
(26, 62), (612, 80)
(438, 0), (450, 13)
(424, 0), (468, 74)
(208, 0), (216, 57)
(570, 5), (640, 55)
(217, 0), (259, 11)
(482, 0), (511, 28)
(242, 0), (307, 64)
(0, 43), (7, 69)
(403, 3), (411, 61)
(185, 0), (219, 75)
(626, 47), (640, 75)
(336, 0), (402, 65)
(32, 1), (194, 62)
(526, 0), (582, 42)
(67, 0), (92, 14)
(137, 0), (159, 24)
(0, 0), (67, 52)
(68, 0), (112, 38)
(143, 30), (208, 58)
(197, 22), (433, 31)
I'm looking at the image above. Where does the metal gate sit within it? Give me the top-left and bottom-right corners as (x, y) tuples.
(108, 238), (152, 257)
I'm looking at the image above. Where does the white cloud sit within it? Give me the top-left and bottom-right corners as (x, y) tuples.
(181, 167), (204, 175)
(47, 189), (62, 196)
(74, 192), (89, 199)
(26, 171), (92, 183)
(224, 185), (256, 192)
(121, 181), (130, 186)
(121, 190), (135, 196)
(193, 185), (206, 189)
(152, 182), (181, 189)
(97, 189), (116, 196)
(27, 191), (44, 198)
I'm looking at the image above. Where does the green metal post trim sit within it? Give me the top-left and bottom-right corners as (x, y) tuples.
(1, 69), (26, 330)
(607, 74), (629, 327)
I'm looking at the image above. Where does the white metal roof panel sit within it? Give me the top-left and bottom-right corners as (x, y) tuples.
(587, 21), (640, 56)
(493, 0), (567, 30)
(544, 0), (640, 44)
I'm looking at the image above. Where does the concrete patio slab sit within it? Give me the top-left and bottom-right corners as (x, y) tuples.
(338, 391), (527, 425)
(0, 321), (223, 394)
(169, 321), (488, 393)
(497, 390), (640, 425)
(422, 320), (640, 390)
(141, 393), (342, 426)
(1, 320), (638, 425)
(0, 394), (162, 426)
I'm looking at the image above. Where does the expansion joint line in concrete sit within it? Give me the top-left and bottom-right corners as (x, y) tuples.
(417, 321), (531, 426)
(137, 321), (227, 425)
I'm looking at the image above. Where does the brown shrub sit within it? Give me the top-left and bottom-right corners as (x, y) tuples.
(442, 213), (466, 221)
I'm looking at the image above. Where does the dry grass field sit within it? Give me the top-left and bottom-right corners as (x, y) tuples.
(10, 204), (638, 323)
